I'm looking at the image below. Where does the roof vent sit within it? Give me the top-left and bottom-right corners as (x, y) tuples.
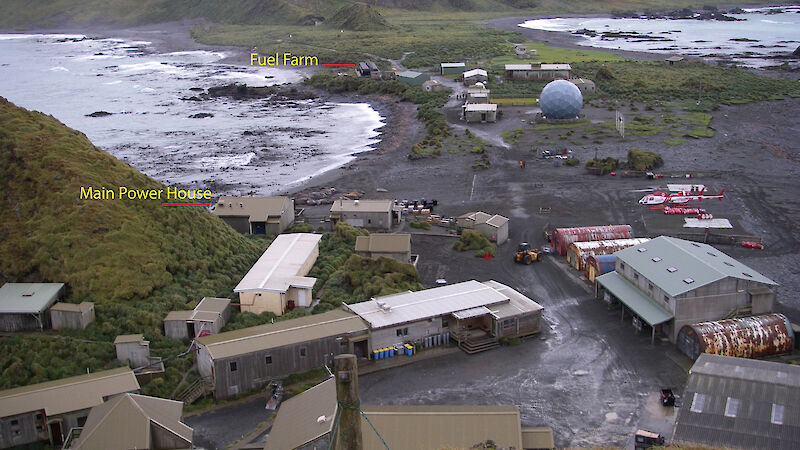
(637, 247), (647, 252)
(683, 278), (695, 284)
(724, 261), (734, 267)
(742, 272), (753, 278)
(21, 291), (34, 297)
(652, 257), (662, 262)
(707, 252), (716, 257)
(667, 267), (677, 273)
(691, 243), (701, 247)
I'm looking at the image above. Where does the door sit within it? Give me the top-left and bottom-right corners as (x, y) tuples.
(353, 340), (368, 359)
(297, 289), (308, 307)
(252, 222), (266, 234)
(49, 421), (63, 447)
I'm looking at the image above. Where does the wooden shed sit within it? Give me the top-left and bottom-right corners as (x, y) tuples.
(164, 297), (231, 339)
(50, 302), (94, 330)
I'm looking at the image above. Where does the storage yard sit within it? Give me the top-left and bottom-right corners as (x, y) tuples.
(288, 96), (800, 448)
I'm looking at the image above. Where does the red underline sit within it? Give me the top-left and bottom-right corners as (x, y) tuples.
(162, 203), (211, 207)
(322, 64), (355, 67)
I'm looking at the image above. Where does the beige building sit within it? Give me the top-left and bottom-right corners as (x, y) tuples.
(50, 302), (95, 330)
(330, 199), (394, 230)
(422, 79), (446, 92)
(234, 233), (322, 315)
(458, 211), (509, 244)
(504, 63), (572, 80)
(462, 68), (488, 85)
(164, 297), (232, 339)
(354, 233), (411, 263)
(0, 368), (140, 449)
(65, 393), (192, 450)
(264, 377), (555, 450)
(212, 196), (294, 235)
(569, 77), (596, 94)
(466, 84), (490, 103)
(464, 103), (498, 123)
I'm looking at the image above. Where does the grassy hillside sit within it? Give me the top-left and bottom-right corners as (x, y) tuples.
(0, 97), (262, 301)
(0, 97), (269, 393)
(0, 0), (788, 28)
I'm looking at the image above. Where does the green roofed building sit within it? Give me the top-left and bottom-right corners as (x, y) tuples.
(440, 62), (465, 75)
(596, 236), (777, 344)
(397, 71), (429, 86)
(0, 283), (64, 331)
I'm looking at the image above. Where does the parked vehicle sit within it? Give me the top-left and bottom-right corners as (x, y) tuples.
(661, 389), (676, 407)
(634, 429), (665, 450)
(265, 380), (283, 410)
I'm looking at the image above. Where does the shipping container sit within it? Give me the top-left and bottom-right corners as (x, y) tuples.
(551, 225), (633, 256)
(677, 314), (794, 360)
(566, 238), (650, 270)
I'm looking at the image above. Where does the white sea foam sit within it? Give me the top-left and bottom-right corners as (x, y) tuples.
(47, 66), (69, 72)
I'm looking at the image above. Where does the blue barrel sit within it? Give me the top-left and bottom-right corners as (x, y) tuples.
(444, 332), (450, 345)
(379, 348), (385, 359)
(435, 334), (441, 346)
(389, 348), (394, 357)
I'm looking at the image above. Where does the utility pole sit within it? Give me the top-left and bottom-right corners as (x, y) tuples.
(332, 354), (362, 450)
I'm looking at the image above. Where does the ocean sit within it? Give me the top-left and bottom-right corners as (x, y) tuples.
(0, 34), (384, 195)
(519, 5), (800, 67)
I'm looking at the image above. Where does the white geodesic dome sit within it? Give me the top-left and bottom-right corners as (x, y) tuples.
(540, 79), (583, 119)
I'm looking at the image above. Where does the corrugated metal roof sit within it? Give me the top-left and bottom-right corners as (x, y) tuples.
(212, 196), (291, 222)
(114, 334), (144, 344)
(571, 238), (650, 252)
(72, 393), (192, 450)
(465, 103), (497, 112)
(264, 379), (336, 450)
(344, 280), (509, 329)
(397, 71), (424, 78)
(453, 306), (493, 319)
(673, 354), (800, 450)
(234, 233), (321, 293)
(485, 214), (509, 228)
(165, 297), (231, 322)
(684, 218), (733, 228)
(505, 64), (532, 70)
(440, 62), (465, 68)
(329, 199), (393, 214)
(615, 236), (777, 297)
(522, 427), (555, 449)
(596, 272), (673, 326)
(463, 69), (487, 77)
(542, 63), (571, 70)
(196, 310), (367, 360)
(354, 234), (411, 253)
(49, 301), (93, 313)
(0, 367), (140, 417)
(196, 297), (230, 314)
(0, 283), (64, 314)
(360, 405), (523, 450)
(481, 280), (543, 319)
(458, 211), (493, 224)
(164, 310), (194, 321)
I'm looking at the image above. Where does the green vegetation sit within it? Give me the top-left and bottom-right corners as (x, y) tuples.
(533, 120), (589, 130)
(328, 3), (390, 31)
(303, 72), (449, 159)
(665, 138), (686, 146)
(312, 223), (421, 310)
(453, 230), (496, 257)
(565, 157), (580, 166)
(0, 97), (268, 393)
(409, 220), (432, 230)
(492, 97), (539, 106)
(501, 128), (524, 145)
(626, 149), (663, 171)
(585, 157), (620, 174)
(573, 61), (800, 105)
(687, 127), (715, 138)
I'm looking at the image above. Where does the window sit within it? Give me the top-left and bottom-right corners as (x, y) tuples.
(368, 219), (372, 224)
(229, 361), (237, 372)
(620, 262), (626, 270)
(10, 419), (18, 426)
(397, 329), (403, 337)
(34, 413), (43, 422)
(690, 393), (706, 413)
(265, 354), (272, 365)
(77, 415), (88, 427)
(299, 347), (307, 357)
(724, 397), (740, 418)
(771, 404), (785, 425)
(667, 267), (677, 273)
(403, 327), (408, 336)
(634, 273), (639, 280)
(442, 317), (449, 328)
(648, 283), (653, 290)
(664, 295), (669, 303)
(683, 278), (695, 284)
